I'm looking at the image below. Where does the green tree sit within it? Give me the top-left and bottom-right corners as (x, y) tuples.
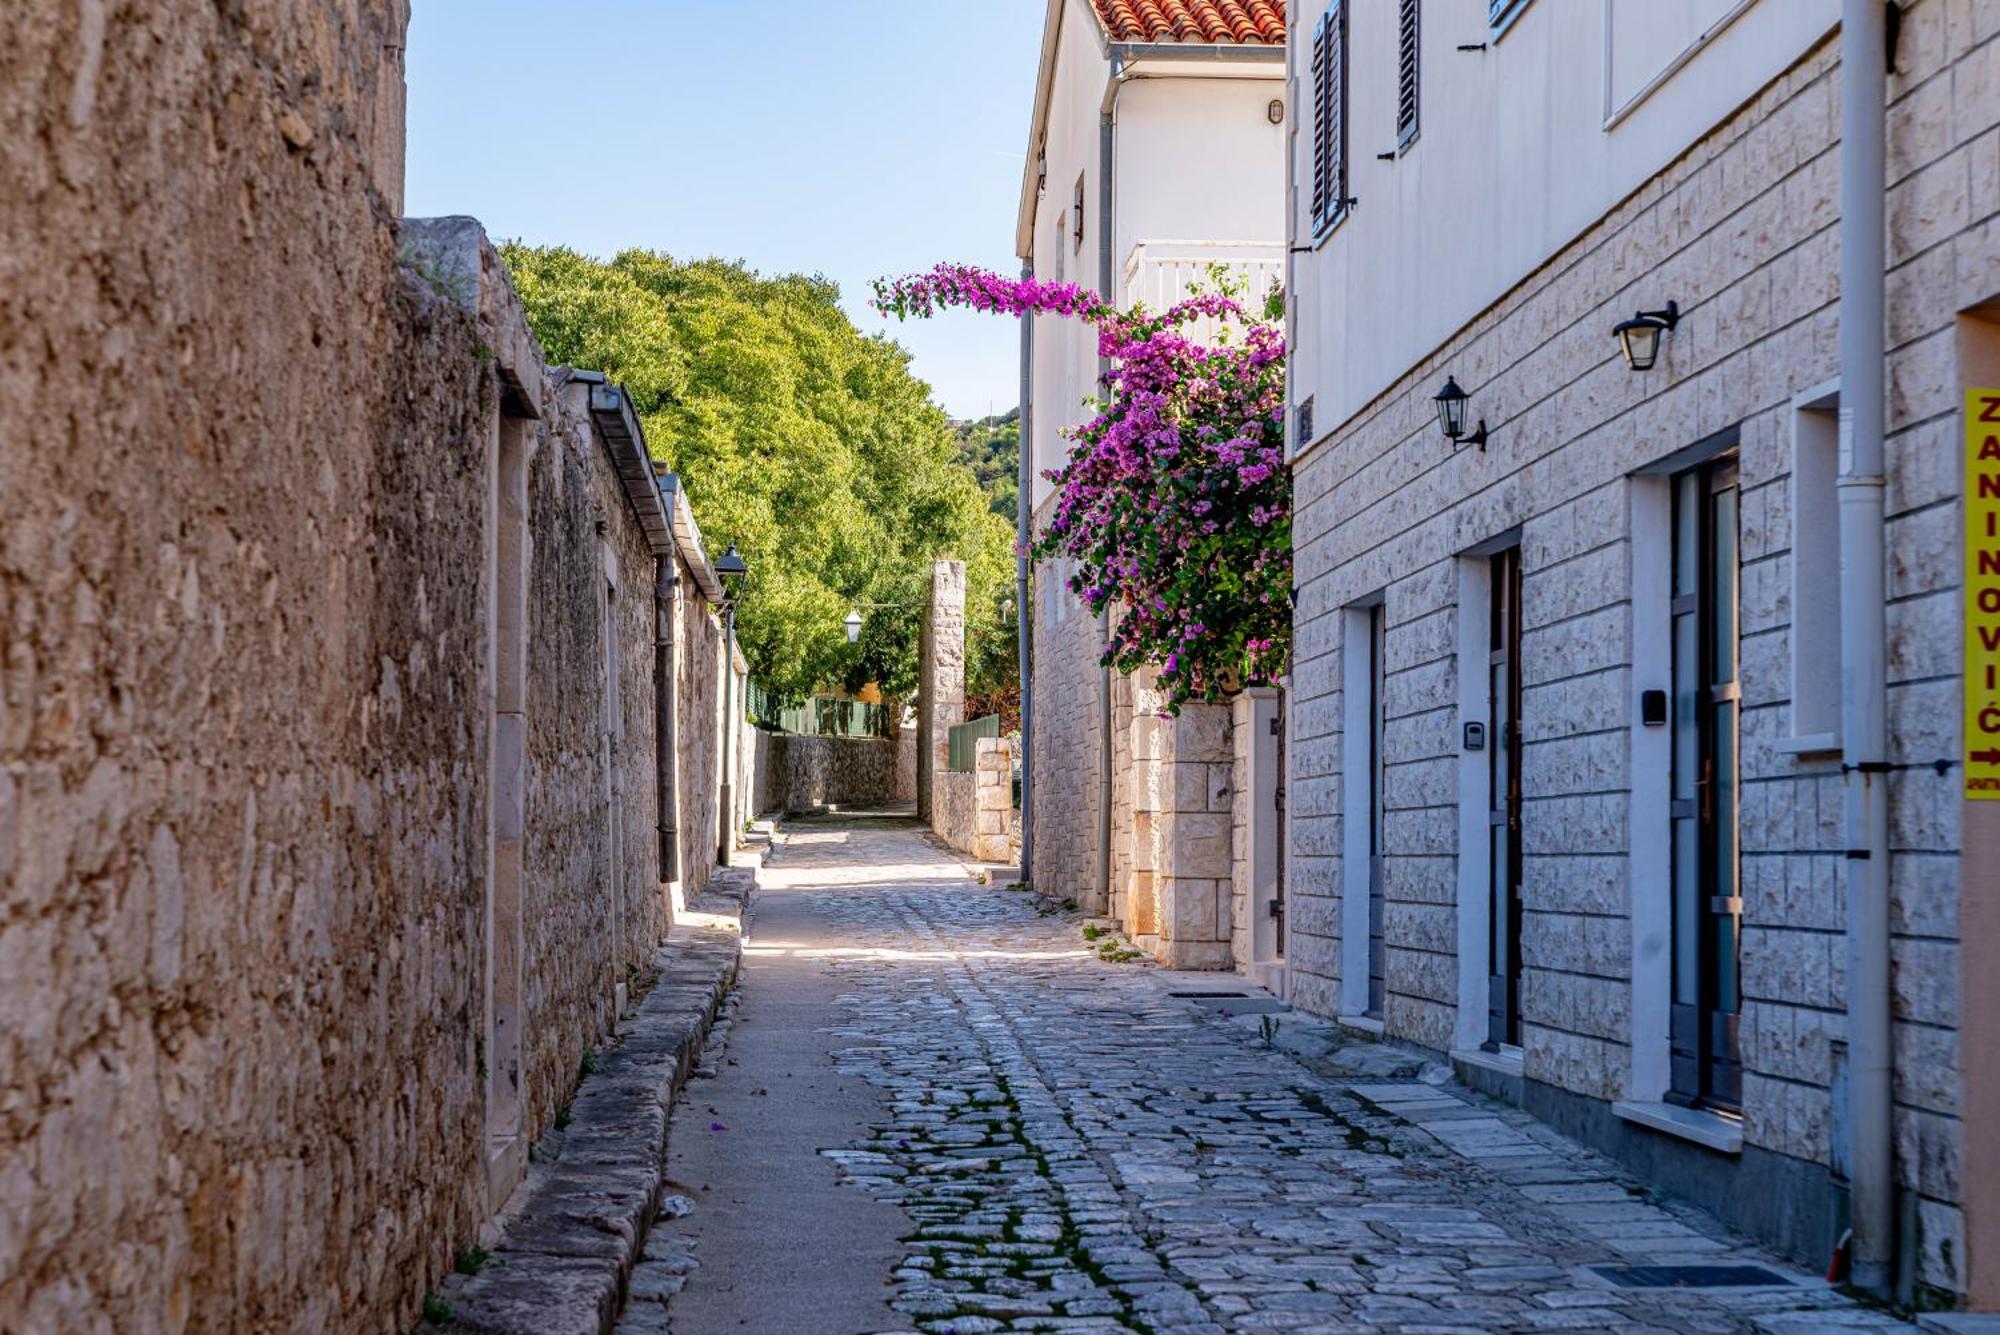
(953, 407), (1019, 524)
(503, 245), (1016, 704)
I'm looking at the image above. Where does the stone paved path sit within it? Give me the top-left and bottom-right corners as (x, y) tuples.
(635, 813), (1907, 1335)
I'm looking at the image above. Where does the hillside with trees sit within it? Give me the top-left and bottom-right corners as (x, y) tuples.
(953, 407), (1019, 524)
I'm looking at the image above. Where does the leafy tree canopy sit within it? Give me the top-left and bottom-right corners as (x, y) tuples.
(503, 245), (1016, 703)
(953, 408), (1019, 524)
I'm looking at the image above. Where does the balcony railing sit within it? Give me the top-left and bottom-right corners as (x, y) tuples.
(1121, 240), (1284, 341)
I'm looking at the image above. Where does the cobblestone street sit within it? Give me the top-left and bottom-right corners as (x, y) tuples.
(636, 814), (1907, 1335)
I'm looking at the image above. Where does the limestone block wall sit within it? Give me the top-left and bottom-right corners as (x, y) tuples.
(1286, 11), (1990, 1291)
(1148, 704), (1236, 969)
(934, 737), (1018, 863)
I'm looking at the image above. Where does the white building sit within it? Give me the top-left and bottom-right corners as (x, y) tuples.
(1020, 0), (1288, 968)
(1284, 0), (1996, 1308)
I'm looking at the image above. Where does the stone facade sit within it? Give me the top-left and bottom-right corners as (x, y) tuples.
(0, 6), (735, 1325)
(1286, 9), (1994, 1299)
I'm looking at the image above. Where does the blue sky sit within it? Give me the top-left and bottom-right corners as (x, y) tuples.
(405, 1), (1044, 421)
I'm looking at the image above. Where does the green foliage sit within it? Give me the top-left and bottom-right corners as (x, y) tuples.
(502, 244), (1016, 702)
(953, 408), (1019, 524)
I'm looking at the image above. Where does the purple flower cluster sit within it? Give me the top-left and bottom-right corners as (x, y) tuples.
(874, 264), (1293, 713)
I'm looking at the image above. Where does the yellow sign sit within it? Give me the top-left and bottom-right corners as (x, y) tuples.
(1968, 390), (2000, 798)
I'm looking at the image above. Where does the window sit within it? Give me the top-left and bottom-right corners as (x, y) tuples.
(1788, 382), (1841, 747)
(1054, 213), (1067, 283)
(1310, 2), (1349, 236)
(1484, 545), (1523, 1051)
(1073, 173), (1085, 251)
(1396, 0), (1420, 150)
(1668, 454), (1743, 1112)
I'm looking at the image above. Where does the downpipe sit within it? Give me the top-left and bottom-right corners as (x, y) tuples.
(1018, 262), (1035, 883)
(1094, 60), (1125, 912)
(1837, 0), (1894, 1298)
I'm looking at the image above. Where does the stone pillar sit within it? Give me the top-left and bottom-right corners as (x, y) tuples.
(916, 559), (965, 821)
(1150, 700), (1236, 970)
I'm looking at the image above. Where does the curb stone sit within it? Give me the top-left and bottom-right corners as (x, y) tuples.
(426, 845), (763, 1333)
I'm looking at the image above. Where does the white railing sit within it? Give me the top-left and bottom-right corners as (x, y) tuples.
(1120, 240), (1284, 342)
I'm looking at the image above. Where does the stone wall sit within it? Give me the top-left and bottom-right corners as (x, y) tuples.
(673, 574), (725, 899)
(746, 732), (904, 816)
(0, 6), (725, 1325)
(896, 723), (919, 803)
(1286, 9), (1988, 1292)
(934, 737), (1018, 863)
(1027, 540), (1105, 906)
(916, 560), (966, 821)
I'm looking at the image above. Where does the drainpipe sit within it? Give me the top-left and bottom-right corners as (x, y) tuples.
(1094, 58), (1126, 911)
(654, 541), (681, 888)
(1018, 263), (1036, 882)
(1838, 0), (1893, 1298)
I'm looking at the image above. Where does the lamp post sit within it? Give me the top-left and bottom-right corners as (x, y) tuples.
(715, 543), (748, 866)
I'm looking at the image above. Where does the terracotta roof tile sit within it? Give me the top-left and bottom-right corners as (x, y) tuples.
(1089, 0), (1286, 45)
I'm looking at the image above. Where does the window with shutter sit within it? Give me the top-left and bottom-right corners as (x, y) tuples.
(1310, 2), (1349, 237)
(1396, 0), (1419, 150)
(1073, 173), (1085, 251)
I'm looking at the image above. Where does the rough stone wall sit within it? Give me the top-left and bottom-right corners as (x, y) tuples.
(1288, 9), (1988, 1292)
(746, 732), (903, 815)
(896, 724), (919, 802)
(519, 378), (666, 1133)
(0, 5), (723, 1324)
(0, 0), (513, 1322)
(917, 560), (966, 821)
(1027, 542), (1105, 905)
(674, 580), (724, 898)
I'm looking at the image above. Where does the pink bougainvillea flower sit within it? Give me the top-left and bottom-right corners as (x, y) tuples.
(874, 263), (1292, 714)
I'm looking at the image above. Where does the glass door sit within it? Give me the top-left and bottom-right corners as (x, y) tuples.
(1668, 456), (1742, 1111)
(1485, 546), (1524, 1051)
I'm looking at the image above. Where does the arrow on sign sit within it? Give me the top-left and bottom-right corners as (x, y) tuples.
(1971, 749), (2000, 766)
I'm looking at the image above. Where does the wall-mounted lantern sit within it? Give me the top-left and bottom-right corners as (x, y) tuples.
(1433, 375), (1488, 450)
(843, 609), (864, 644)
(1613, 300), (1680, 372)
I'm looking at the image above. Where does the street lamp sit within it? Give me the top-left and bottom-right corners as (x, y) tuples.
(844, 609), (864, 643)
(716, 543), (748, 867)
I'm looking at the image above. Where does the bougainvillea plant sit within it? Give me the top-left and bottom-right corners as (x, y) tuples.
(873, 262), (1290, 714)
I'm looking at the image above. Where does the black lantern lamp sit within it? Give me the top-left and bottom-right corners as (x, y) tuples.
(715, 542), (749, 583)
(1613, 300), (1680, 372)
(1433, 376), (1488, 450)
